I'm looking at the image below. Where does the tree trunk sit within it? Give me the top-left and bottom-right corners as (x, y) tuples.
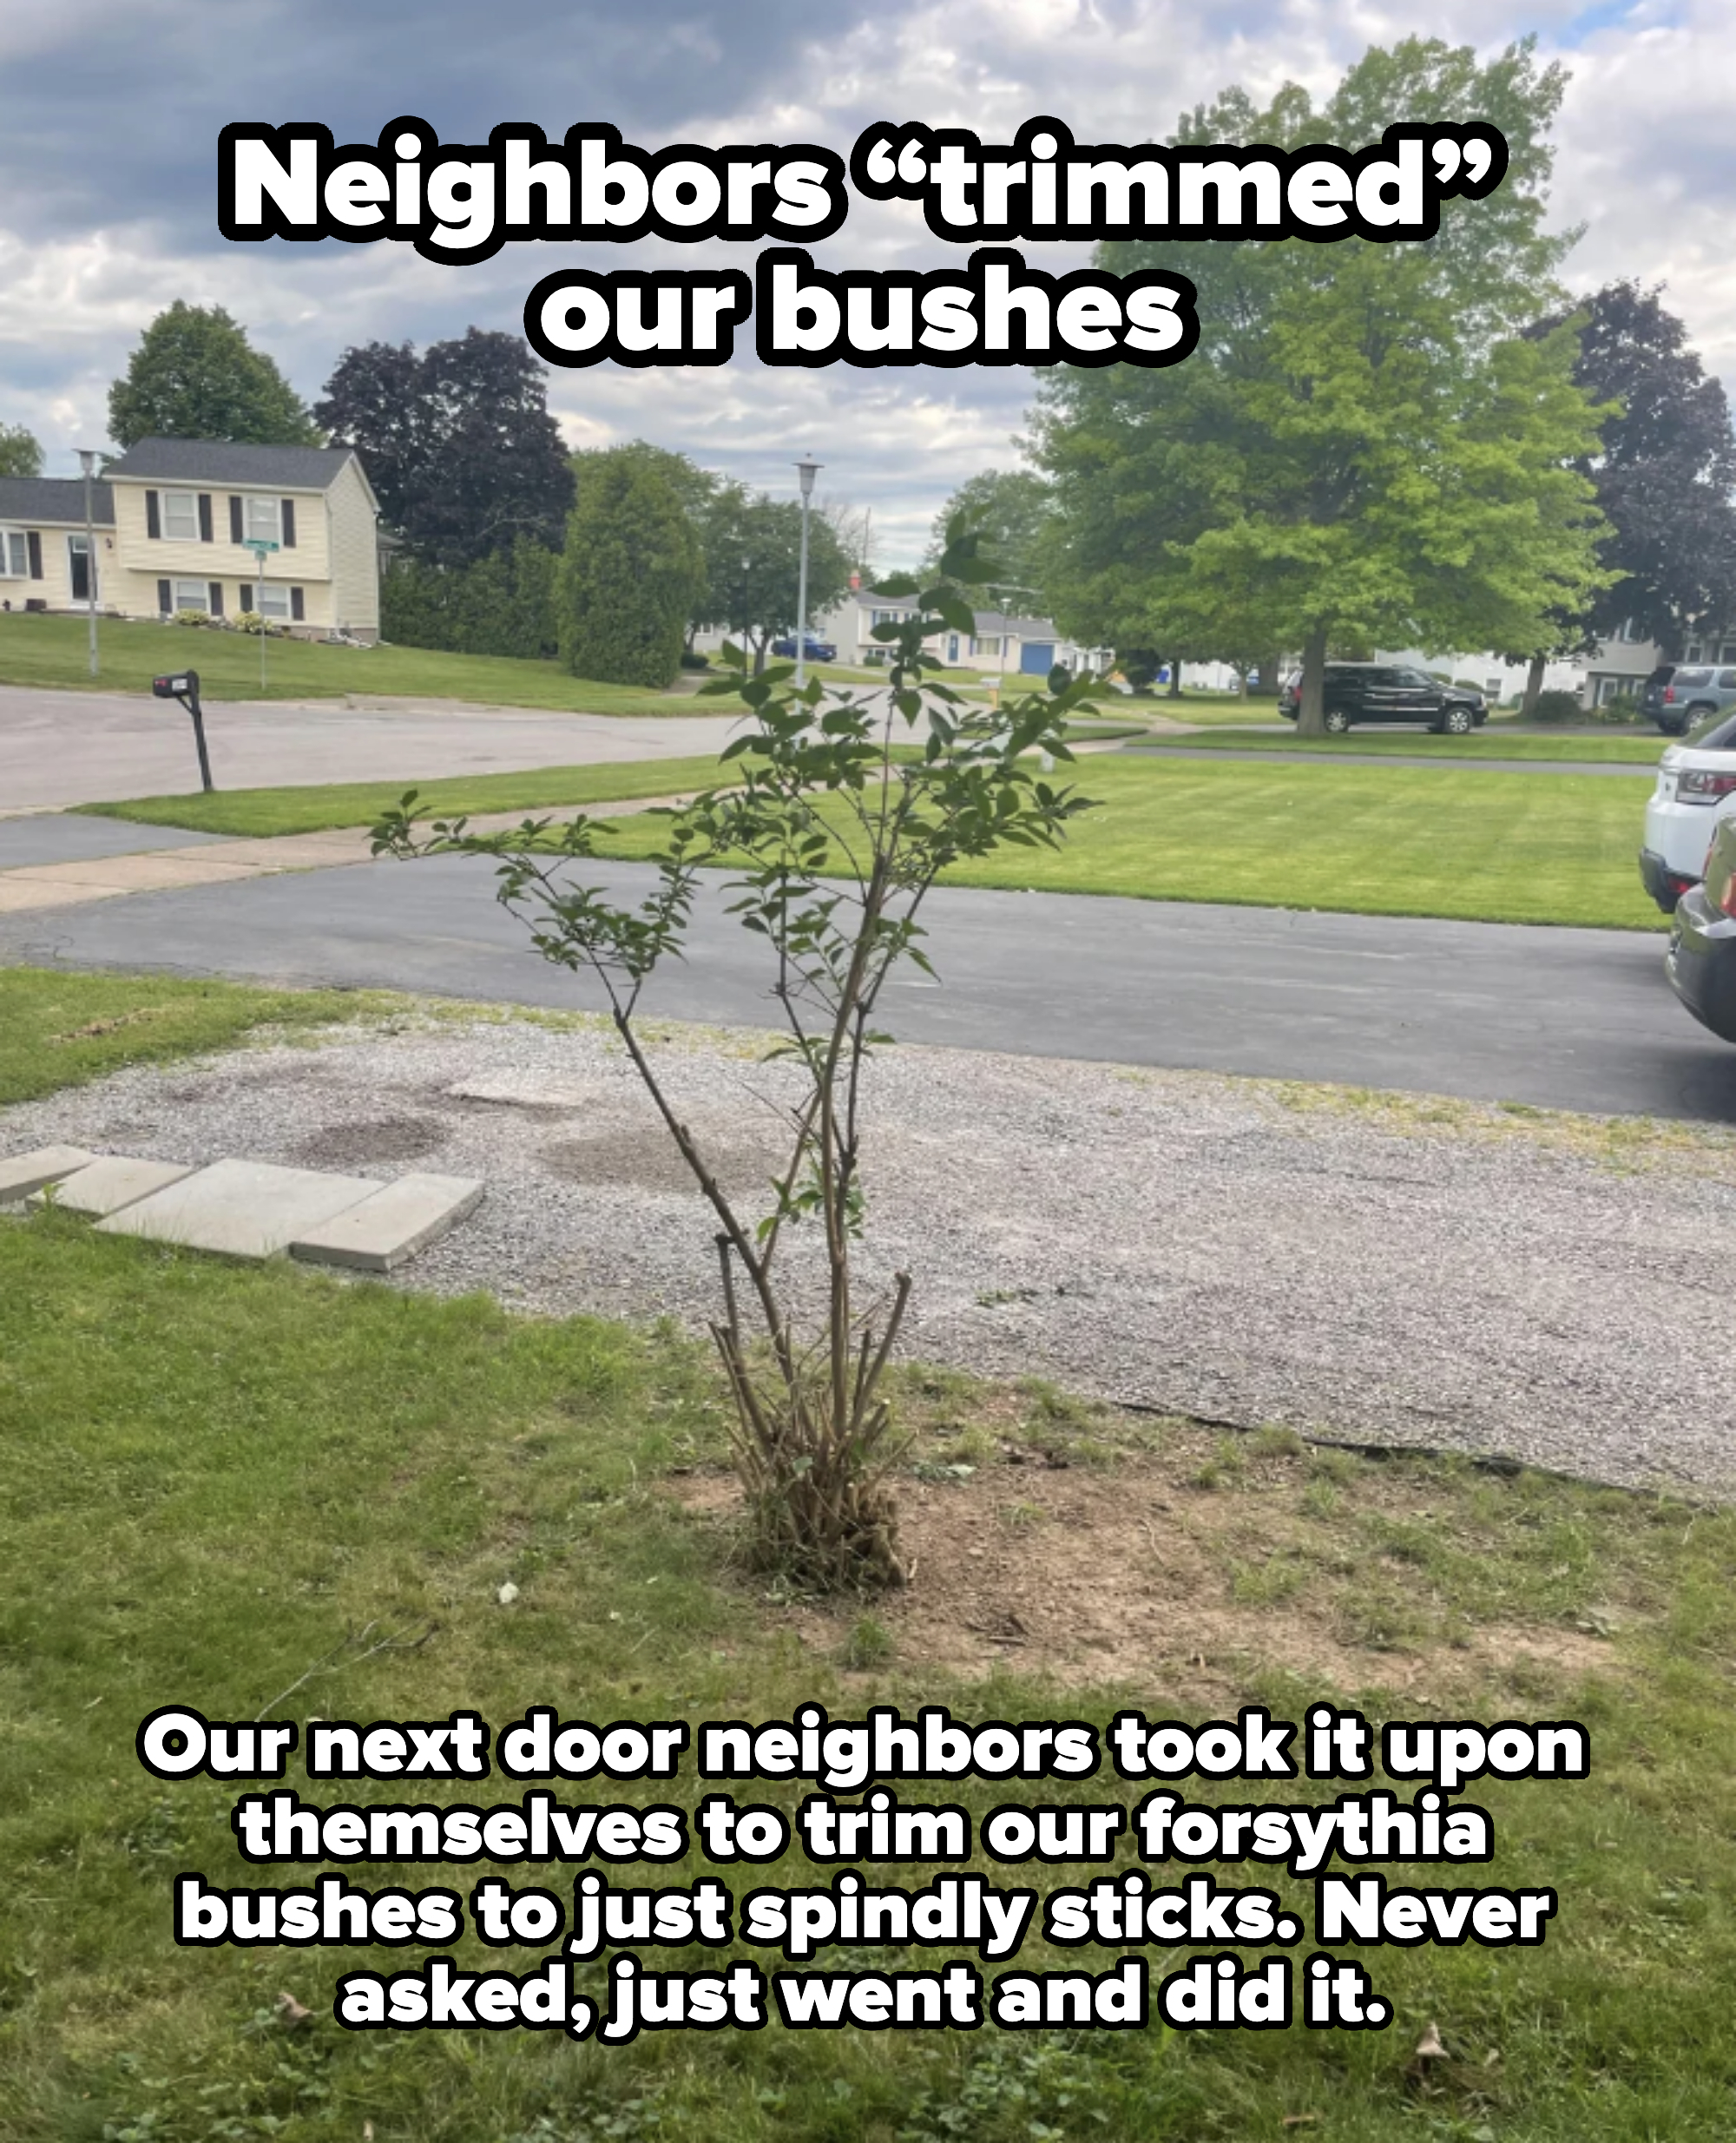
(1166, 661), (1182, 699)
(1294, 625), (1330, 737)
(1253, 653), (1280, 700)
(1520, 653), (1547, 720)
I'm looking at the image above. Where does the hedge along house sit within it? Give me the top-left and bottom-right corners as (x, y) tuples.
(0, 439), (381, 642)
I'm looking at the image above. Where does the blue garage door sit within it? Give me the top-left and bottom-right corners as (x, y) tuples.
(1019, 641), (1055, 675)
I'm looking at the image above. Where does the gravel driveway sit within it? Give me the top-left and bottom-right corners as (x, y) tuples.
(7, 1009), (1731, 1498)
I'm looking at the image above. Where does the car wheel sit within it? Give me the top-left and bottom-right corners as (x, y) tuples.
(1323, 707), (1351, 734)
(1442, 705), (1475, 735)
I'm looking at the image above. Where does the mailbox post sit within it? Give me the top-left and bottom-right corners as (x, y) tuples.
(152, 669), (214, 792)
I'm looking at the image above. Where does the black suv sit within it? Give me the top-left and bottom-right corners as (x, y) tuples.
(1279, 663), (1487, 734)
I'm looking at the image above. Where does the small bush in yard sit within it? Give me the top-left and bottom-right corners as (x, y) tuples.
(374, 522), (1098, 1589)
(1529, 688), (1582, 724)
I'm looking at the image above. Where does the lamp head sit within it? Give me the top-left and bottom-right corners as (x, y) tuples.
(795, 454), (822, 500)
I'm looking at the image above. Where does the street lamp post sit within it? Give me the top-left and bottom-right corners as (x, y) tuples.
(793, 454), (821, 689)
(77, 450), (98, 677)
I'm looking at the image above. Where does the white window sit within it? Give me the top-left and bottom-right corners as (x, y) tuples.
(245, 496), (280, 543)
(173, 578), (210, 613)
(254, 583), (292, 619)
(0, 529), (25, 577)
(1686, 644), (1703, 663)
(1720, 642), (1736, 666)
(162, 490), (199, 541)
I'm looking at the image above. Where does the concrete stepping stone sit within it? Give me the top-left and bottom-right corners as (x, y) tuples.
(96, 1159), (380, 1259)
(0, 1145), (95, 1202)
(290, 1173), (486, 1272)
(30, 1155), (194, 1217)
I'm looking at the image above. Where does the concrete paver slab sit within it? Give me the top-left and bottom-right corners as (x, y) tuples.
(33, 1155), (194, 1216)
(0, 1145), (95, 1201)
(0, 814), (226, 869)
(290, 1173), (485, 1272)
(97, 1159), (381, 1258)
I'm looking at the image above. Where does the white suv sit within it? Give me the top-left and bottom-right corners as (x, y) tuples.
(1640, 710), (1736, 910)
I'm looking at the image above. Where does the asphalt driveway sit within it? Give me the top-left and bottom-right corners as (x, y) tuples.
(0, 684), (740, 812)
(3, 853), (1732, 1123)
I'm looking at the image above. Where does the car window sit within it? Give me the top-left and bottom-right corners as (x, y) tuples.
(1398, 669), (1434, 687)
(1687, 711), (1736, 751)
(1673, 667), (1713, 688)
(1720, 671), (1736, 689)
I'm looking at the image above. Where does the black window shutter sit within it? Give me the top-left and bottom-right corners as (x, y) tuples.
(280, 499), (297, 549)
(157, 578), (172, 615)
(146, 490), (161, 539)
(289, 586), (305, 621)
(198, 494), (213, 543)
(238, 583), (253, 612)
(208, 582), (224, 617)
(26, 531), (42, 579)
(229, 496), (243, 543)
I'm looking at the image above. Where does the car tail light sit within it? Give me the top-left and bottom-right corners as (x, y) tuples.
(1663, 686), (1676, 704)
(1678, 768), (1736, 803)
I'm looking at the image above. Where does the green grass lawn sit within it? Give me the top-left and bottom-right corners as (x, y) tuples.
(77, 755), (738, 839)
(4, 986), (1736, 2137)
(0, 612), (752, 716)
(1141, 727), (1668, 765)
(0, 967), (372, 1104)
(599, 755), (1665, 931)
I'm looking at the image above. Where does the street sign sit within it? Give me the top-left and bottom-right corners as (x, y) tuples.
(242, 538), (279, 555)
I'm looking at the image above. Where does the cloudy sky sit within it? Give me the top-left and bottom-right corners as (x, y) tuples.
(0, 0), (1727, 563)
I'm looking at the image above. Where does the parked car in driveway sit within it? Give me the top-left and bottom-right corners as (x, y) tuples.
(1667, 810), (1736, 1042)
(1278, 663), (1487, 733)
(770, 634), (838, 662)
(1640, 663), (1736, 736)
(1638, 709), (1736, 910)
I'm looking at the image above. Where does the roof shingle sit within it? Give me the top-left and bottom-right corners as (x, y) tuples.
(0, 477), (115, 527)
(104, 437), (363, 492)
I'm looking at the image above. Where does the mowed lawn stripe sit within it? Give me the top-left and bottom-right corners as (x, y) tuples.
(596, 757), (1665, 931)
(76, 754), (733, 838)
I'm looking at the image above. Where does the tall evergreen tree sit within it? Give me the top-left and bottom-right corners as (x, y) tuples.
(557, 448), (705, 687)
(108, 303), (319, 448)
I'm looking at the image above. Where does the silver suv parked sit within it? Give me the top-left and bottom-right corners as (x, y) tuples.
(1640, 664), (1736, 737)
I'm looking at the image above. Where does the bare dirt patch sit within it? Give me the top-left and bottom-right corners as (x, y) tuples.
(670, 1408), (1621, 1710)
(291, 1114), (451, 1169)
(542, 1125), (788, 1194)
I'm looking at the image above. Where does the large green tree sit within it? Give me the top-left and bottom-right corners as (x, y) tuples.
(0, 424), (43, 477)
(922, 468), (1053, 613)
(556, 448), (706, 687)
(699, 487), (852, 671)
(108, 303), (319, 449)
(1535, 280), (1736, 672)
(1036, 38), (1612, 734)
(316, 331), (573, 569)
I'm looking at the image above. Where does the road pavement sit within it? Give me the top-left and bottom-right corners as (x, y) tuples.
(4, 852), (1732, 1124)
(0, 684), (741, 812)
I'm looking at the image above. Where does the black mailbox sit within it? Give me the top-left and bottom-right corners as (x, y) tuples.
(151, 667), (214, 792)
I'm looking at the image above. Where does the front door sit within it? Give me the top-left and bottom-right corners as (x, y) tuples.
(67, 535), (97, 602)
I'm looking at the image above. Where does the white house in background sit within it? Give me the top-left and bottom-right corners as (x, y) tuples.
(815, 585), (1114, 677)
(0, 437), (381, 641)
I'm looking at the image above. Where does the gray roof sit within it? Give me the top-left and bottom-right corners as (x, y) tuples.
(104, 437), (363, 493)
(0, 476), (114, 527)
